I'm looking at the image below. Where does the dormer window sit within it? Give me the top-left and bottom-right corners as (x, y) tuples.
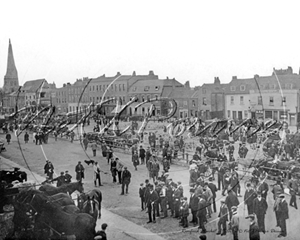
(155, 86), (160, 91)
(230, 86), (236, 91)
(240, 85), (246, 91)
(270, 84), (276, 89)
(144, 86), (150, 91)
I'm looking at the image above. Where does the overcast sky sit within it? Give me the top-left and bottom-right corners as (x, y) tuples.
(1, 0), (300, 88)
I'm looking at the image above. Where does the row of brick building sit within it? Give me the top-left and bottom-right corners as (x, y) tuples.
(2, 40), (300, 126)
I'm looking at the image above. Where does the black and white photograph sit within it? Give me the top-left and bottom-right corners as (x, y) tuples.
(1, 1), (300, 239)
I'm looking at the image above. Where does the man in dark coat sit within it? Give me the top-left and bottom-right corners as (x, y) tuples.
(288, 175), (298, 209)
(189, 188), (199, 226)
(180, 197), (189, 228)
(216, 200), (228, 236)
(253, 192), (268, 233)
(257, 176), (269, 200)
(139, 183), (146, 211)
(139, 146), (146, 165)
(244, 183), (257, 215)
(75, 161), (85, 182)
(121, 167), (131, 195)
(217, 163), (225, 191)
(246, 214), (260, 240)
(6, 132), (11, 144)
(64, 170), (72, 183)
(277, 194), (289, 237)
(24, 132), (29, 143)
(44, 160), (54, 180)
(147, 184), (159, 223)
(207, 177), (218, 213)
(94, 223), (108, 240)
(197, 194), (207, 233)
(225, 188), (239, 222)
(51, 172), (66, 187)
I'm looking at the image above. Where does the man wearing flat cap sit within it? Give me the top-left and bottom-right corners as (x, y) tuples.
(222, 168), (231, 196)
(51, 171), (66, 187)
(217, 200), (228, 236)
(246, 214), (260, 240)
(208, 177), (218, 213)
(197, 194), (207, 233)
(277, 194), (289, 238)
(231, 206), (239, 240)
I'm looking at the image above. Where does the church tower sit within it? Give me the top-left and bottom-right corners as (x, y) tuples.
(3, 39), (19, 93)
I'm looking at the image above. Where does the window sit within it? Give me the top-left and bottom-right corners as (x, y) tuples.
(123, 97), (125, 103)
(147, 95), (150, 101)
(132, 87), (137, 92)
(99, 85), (102, 91)
(282, 96), (286, 106)
(230, 86), (236, 91)
(240, 85), (246, 91)
(183, 101), (188, 106)
(115, 84), (117, 91)
(270, 84), (276, 89)
(92, 86), (95, 91)
(240, 96), (244, 105)
(265, 111), (272, 119)
(190, 110), (193, 116)
(230, 96), (234, 105)
(96, 86), (98, 91)
(258, 96), (262, 105)
(192, 100), (196, 107)
(144, 86), (150, 91)
(142, 96), (145, 102)
(119, 84), (121, 91)
(202, 97), (207, 105)
(244, 110), (248, 118)
(232, 111), (237, 119)
(227, 110), (230, 118)
(269, 96), (274, 106)
(123, 84), (125, 91)
(155, 86), (160, 91)
(285, 83), (293, 89)
(202, 88), (206, 94)
(155, 95), (158, 100)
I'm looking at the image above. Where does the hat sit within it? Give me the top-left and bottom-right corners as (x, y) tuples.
(279, 194), (285, 198)
(220, 200), (225, 203)
(190, 188), (195, 193)
(124, 166), (128, 169)
(164, 173), (169, 177)
(177, 181), (182, 185)
(208, 177), (213, 181)
(101, 223), (108, 230)
(231, 206), (237, 210)
(60, 171), (64, 174)
(140, 183), (144, 186)
(257, 191), (262, 196)
(199, 235), (207, 240)
(246, 214), (255, 220)
(183, 197), (187, 201)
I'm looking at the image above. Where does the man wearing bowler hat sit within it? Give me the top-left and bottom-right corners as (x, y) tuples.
(246, 214), (260, 240)
(277, 194), (289, 238)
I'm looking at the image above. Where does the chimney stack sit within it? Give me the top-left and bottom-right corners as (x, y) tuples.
(149, 70), (154, 75)
(116, 72), (121, 76)
(132, 71), (136, 76)
(232, 76), (237, 80)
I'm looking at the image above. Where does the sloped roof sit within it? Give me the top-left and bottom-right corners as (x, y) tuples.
(224, 78), (256, 94)
(5, 39), (18, 79)
(22, 79), (49, 92)
(254, 73), (300, 90)
(169, 88), (197, 99)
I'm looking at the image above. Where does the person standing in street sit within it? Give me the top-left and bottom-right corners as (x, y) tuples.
(189, 188), (199, 226)
(246, 214), (260, 240)
(253, 191), (268, 234)
(132, 151), (139, 171)
(64, 170), (72, 183)
(225, 187), (240, 224)
(139, 183), (146, 211)
(216, 200), (228, 236)
(197, 194), (207, 234)
(244, 183), (257, 215)
(159, 182), (168, 218)
(147, 184), (159, 223)
(106, 147), (113, 164)
(51, 172), (66, 187)
(93, 161), (102, 187)
(6, 132), (11, 144)
(257, 176), (269, 200)
(24, 132), (29, 143)
(231, 206), (239, 240)
(75, 161), (85, 182)
(83, 137), (89, 151)
(44, 160), (54, 180)
(277, 194), (289, 238)
(288, 175), (298, 209)
(208, 177), (218, 213)
(91, 142), (97, 157)
(139, 145), (146, 165)
(180, 197), (189, 228)
(121, 166), (131, 195)
(115, 158), (123, 184)
(110, 158), (117, 183)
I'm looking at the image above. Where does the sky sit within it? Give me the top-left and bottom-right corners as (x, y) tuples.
(1, 0), (300, 88)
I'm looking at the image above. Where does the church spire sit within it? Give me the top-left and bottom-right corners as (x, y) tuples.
(3, 39), (19, 93)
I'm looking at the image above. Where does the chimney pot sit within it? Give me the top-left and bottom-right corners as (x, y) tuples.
(132, 71), (136, 76)
(166, 77), (169, 79)
(116, 72), (121, 76)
